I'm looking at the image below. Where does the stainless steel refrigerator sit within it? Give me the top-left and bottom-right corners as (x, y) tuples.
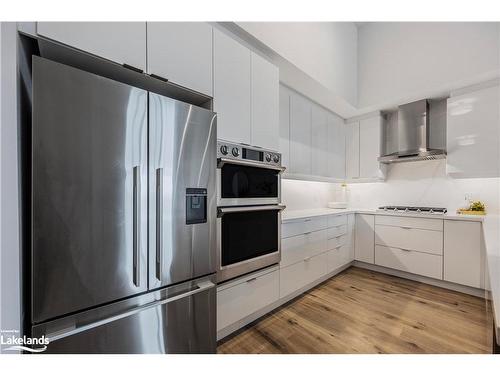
(30, 56), (217, 353)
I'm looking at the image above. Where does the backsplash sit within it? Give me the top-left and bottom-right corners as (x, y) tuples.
(282, 159), (500, 214)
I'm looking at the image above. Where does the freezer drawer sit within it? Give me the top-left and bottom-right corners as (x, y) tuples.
(32, 275), (217, 354)
(32, 56), (148, 323)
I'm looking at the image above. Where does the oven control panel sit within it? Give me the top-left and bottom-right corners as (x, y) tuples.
(217, 140), (282, 167)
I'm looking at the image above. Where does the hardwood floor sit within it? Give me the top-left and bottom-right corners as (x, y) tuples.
(217, 267), (492, 354)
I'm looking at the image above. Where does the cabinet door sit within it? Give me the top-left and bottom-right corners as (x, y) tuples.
(289, 93), (312, 175)
(147, 22), (213, 96)
(311, 104), (329, 177)
(213, 29), (251, 144)
(359, 116), (383, 179)
(444, 220), (483, 288)
(37, 22), (146, 71)
(251, 52), (279, 150)
(279, 85), (290, 169)
(447, 85), (500, 178)
(346, 122), (360, 179)
(355, 214), (375, 263)
(328, 113), (346, 179)
(346, 213), (355, 261)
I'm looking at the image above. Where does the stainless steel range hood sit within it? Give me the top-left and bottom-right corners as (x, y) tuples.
(378, 99), (447, 164)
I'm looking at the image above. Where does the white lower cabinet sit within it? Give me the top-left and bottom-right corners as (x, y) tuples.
(444, 220), (483, 288)
(281, 216), (328, 239)
(217, 267), (279, 332)
(281, 229), (328, 268)
(354, 214), (375, 263)
(375, 224), (443, 255)
(375, 245), (443, 280)
(280, 253), (328, 298)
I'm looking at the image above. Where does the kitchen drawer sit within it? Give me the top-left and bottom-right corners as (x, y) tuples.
(328, 214), (348, 228)
(281, 229), (328, 268)
(375, 215), (443, 231)
(217, 268), (279, 331)
(280, 253), (327, 298)
(281, 216), (328, 238)
(375, 224), (443, 255)
(327, 224), (347, 239)
(375, 245), (442, 279)
(327, 233), (347, 251)
(327, 244), (352, 272)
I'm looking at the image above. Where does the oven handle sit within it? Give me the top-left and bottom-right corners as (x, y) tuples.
(217, 157), (286, 172)
(217, 204), (286, 217)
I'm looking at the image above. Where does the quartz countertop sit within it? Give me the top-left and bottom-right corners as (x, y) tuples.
(281, 207), (485, 223)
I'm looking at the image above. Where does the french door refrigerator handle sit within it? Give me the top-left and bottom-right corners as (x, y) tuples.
(44, 279), (216, 343)
(155, 168), (163, 281)
(133, 166), (140, 287)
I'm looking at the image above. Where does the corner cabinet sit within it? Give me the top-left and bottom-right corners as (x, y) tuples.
(37, 22), (147, 71)
(346, 114), (385, 181)
(345, 122), (360, 179)
(446, 84), (500, 178)
(354, 214), (375, 263)
(147, 22), (213, 96)
(213, 29), (279, 150)
(281, 85), (346, 180)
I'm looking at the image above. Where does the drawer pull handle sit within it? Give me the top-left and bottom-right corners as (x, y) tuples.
(304, 219), (312, 222)
(303, 231), (312, 235)
(246, 277), (257, 283)
(398, 247), (412, 252)
(328, 235), (344, 240)
(400, 226), (412, 230)
(303, 256), (312, 262)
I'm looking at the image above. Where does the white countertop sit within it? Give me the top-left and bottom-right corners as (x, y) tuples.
(281, 206), (498, 342)
(281, 207), (485, 223)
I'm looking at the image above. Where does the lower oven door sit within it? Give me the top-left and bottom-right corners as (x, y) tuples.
(217, 205), (285, 282)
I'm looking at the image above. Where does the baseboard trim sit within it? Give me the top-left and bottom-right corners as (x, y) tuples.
(217, 262), (353, 341)
(354, 261), (486, 298)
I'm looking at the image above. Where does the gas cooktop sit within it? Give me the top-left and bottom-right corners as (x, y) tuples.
(377, 206), (447, 215)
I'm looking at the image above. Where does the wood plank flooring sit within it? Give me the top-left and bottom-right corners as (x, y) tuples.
(217, 267), (492, 354)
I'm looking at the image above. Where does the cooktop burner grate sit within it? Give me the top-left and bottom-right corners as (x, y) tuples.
(378, 206), (447, 214)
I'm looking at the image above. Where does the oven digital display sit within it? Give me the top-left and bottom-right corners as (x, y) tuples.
(242, 148), (263, 162)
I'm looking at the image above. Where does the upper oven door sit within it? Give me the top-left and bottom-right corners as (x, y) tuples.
(217, 158), (285, 206)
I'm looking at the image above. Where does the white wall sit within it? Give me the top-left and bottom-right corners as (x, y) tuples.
(358, 22), (500, 108)
(283, 160), (500, 215)
(237, 22), (358, 106)
(348, 160), (500, 214)
(0, 22), (21, 353)
(282, 179), (336, 211)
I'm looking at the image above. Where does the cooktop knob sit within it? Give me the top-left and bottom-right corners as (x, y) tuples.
(265, 153), (272, 162)
(232, 147), (240, 157)
(220, 145), (228, 155)
(273, 154), (280, 163)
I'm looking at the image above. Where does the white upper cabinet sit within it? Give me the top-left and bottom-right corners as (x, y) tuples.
(279, 85), (291, 169)
(447, 85), (500, 178)
(213, 29), (279, 149)
(289, 93), (312, 175)
(346, 122), (360, 179)
(311, 105), (329, 177)
(37, 22), (147, 71)
(359, 115), (384, 179)
(147, 22), (213, 96)
(327, 113), (346, 179)
(214, 29), (251, 144)
(251, 52), (279, 151)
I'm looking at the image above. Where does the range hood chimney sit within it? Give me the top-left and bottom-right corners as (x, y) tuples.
(378, 99), (447, 164)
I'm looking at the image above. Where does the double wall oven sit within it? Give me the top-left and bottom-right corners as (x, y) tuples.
(216, 141), (286, 282)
